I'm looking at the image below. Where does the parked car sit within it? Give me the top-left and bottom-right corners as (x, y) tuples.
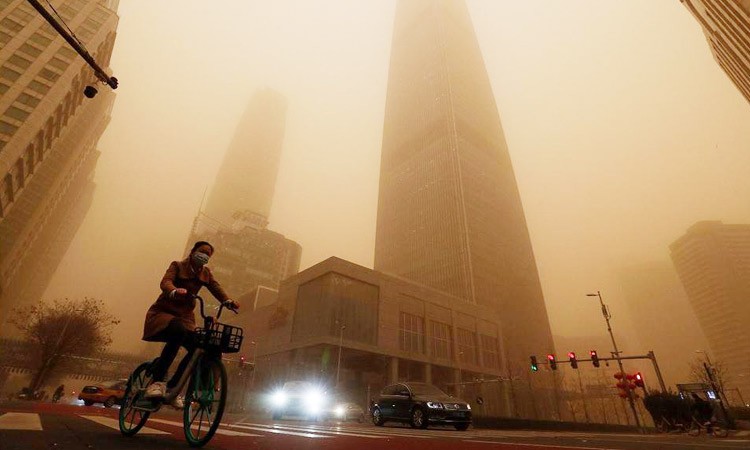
(268, 381), (329, 421)
(371, 382), (472, 430)
(331, 402), (365, 422)
(78, 379), (128, 408)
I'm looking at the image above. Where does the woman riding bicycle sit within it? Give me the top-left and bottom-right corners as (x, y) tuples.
(142, 241), (239, 408)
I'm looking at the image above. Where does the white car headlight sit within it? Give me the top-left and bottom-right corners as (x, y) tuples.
(466, 404), (471, 410)
(426, 401), (444, 409)
(334, 405), (345, 417)
(304, 388), (325, 407)
(270, 391), (288, 407)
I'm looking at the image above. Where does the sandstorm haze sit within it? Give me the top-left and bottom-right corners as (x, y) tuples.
(43, 0), (750, 375)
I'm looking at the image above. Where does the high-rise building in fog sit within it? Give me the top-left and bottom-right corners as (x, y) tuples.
(670, 221), (750, 401)
(681, 0), (750, 104)
(617, 261), (710, 386)
(374, 0), (554, 368)
(203, 88), (287, 227)
(189, 88), (300, 301)
(0, 0), (119, 326)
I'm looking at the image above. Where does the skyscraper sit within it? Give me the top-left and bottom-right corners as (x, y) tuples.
(681, 0), (750, 104)
(374, 0), (554, 367)
(188, 88), (300, 302)
(0, 0), (118, 325)
(670, 221), (750, 402)
(204, 88), (287, 227)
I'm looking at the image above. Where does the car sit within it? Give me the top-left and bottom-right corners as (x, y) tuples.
(268, 381), (328, 421)
(371, 382), (472, 430)
(331, 402), (365, 422)
(78, 379), (128, 408)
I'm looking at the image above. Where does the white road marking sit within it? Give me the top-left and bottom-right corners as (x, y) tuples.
(0, 413), (43, 431)
(231, 422), (386, 439)
(229, 423), (330, 438)
(148, 418), (264, 437)
(463, 440), (618, 449)
(79, 415), (169, 435)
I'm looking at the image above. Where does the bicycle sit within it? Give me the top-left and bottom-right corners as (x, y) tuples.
(654, 416), (688, 433)
(687, 416), (729, 438)
(118, 295), (243, 447)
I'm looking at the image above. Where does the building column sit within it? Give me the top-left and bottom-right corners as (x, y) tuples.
(424, 363), (432, 384)
(453, 368), (462, 397)
(389, 357), (399, 384)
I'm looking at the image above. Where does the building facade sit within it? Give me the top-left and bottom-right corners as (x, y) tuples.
(374, 0), (554, 369)
(670, 221), (750, 402)
(240, 257), (549, 419)
(680, 0), (750, 104)
(189, 211), (301, 302)
(203, 88), (287, 226)
(0, 0), (118, 325)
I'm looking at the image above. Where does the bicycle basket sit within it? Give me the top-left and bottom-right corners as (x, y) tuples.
(195, 322), (243, 353)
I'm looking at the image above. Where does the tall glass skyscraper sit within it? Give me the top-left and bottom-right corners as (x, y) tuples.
(374, 0), (554, 367)
(0, 0), (118, 325)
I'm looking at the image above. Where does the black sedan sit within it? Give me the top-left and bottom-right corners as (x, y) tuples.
(371, 382), (472, 430)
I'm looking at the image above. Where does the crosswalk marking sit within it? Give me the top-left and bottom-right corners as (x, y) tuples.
(79, 415), (169, 435)
(0, 413), (42, 431)
(231, 422), (386, 439)
(229, 423), (330, 438)
(148, 418), (264, 437)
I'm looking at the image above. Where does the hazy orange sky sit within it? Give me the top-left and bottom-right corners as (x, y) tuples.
(44, 1), (750, 358)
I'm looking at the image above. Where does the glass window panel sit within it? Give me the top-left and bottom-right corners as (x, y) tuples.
(8, 54), (31, 69)
(0, 66), (21, 81)
(28, 80), (50, 95)
(19, 43), (42, 57)
(5, 106), (29, 121)
(0, 120), (19, 135)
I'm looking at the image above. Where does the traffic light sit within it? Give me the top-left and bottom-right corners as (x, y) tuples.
(239, 355), (246, 369)
(547, 354), (557, 371)
(568, 351), (578, 369)
(530, 355), (539, 372)
(590, 350), (599, 368)
(614, 372), (629, 398)
(634, 372), (644, 389)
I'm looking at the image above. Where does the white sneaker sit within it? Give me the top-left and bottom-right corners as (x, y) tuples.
(144, 382), (166, 398)
(170, 396), (185, 409)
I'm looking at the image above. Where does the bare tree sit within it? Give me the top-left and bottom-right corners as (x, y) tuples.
(689, 356), (730, 395)
(9, 298), (120, 391)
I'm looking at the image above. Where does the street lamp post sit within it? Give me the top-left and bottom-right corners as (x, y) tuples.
(586, 291), (642, 430)
(250, 341), (258, 389)
(336, 323), (346, 388)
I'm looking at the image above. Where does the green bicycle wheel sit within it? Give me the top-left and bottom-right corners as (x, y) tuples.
(183, 357), (227, 447)
(119, 362), (153, 436)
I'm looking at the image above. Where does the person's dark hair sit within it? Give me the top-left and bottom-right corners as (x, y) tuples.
(190, 241), (214, 255)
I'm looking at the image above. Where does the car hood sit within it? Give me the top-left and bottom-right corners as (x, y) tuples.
(414, 395), (468, 405)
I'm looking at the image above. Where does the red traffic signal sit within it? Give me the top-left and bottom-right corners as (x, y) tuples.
(634, 372), (644, 388)
(547, 354), (557, 371)
(239, 355), (246, 368)
(568, 351), (578, 369)
(590, 350), (600, 368)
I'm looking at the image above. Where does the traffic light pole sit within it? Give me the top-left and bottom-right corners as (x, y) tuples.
(589, 291), (643, 431)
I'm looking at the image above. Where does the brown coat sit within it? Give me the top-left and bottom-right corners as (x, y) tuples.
(142, 259), (230, 341)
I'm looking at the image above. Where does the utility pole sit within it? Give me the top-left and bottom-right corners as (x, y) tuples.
(335, 323), (346, 388)
(587, 291), (642, 431)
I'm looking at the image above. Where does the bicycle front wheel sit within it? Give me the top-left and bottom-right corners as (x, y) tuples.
(119, 362), (153, 436)
(712, 423), (729, 438)
(687, 418), (702, 437)
(184, 356), (227, 447)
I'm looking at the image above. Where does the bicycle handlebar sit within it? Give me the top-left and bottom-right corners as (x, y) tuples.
(193, 294), (238, 323)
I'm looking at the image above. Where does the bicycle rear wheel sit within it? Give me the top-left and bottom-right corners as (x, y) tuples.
(712, 422), (729, 438)
(183, 357), (227, 447)
(119, 362), (153, 436)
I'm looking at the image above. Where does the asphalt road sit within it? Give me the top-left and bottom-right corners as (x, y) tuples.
(2, 402), (749, 450)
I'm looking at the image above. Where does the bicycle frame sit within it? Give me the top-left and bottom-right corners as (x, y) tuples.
(134, 295), (233, 409)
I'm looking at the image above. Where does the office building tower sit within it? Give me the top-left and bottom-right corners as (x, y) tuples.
(681, 0), (750, 104)
(670, 221), (750, 402)
(374, 0), (553, 367)
(203, 88), (287, 227)
(0, 0), (119, 326)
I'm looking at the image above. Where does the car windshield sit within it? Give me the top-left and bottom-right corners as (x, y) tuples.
(282, 381), (313, 392)
(408, 383), (448, 397)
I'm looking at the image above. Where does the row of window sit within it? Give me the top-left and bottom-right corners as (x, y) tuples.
(397, 311), (501, 369)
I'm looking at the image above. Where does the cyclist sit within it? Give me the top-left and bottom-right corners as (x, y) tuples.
(52, 384), (64, 403)
(142, 241), (239, 408)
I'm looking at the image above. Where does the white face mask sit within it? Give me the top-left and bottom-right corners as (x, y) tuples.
(191, 252), (210, 267)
